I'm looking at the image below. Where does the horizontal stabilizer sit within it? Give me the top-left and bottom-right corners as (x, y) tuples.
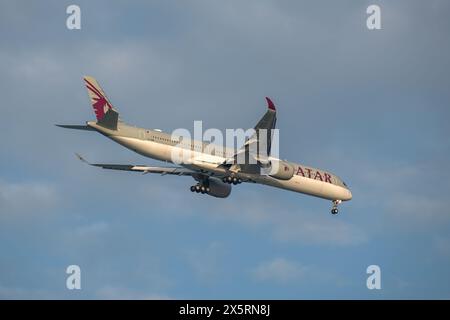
(55, 124), (95, 131)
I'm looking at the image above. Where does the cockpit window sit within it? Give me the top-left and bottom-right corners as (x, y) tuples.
(343, 181), (347, 187)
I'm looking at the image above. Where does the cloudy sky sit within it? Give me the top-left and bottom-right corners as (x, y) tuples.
(1, 0), (449, 299)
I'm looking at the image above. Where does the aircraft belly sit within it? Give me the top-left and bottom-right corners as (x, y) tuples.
(258, 175), (349, 201)
(107, 137), (351, 201)
(111, 136), (171, 161)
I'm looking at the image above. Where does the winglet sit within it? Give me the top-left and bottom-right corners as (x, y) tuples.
(75, 153), (90, 165)
(265, 97), (276, 111)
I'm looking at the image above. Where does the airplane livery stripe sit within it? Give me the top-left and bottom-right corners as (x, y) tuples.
(84, 78), (113, 110)
(84, 78), (104, 97)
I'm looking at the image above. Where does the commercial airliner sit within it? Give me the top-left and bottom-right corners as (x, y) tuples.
(58, 76), (352, 214)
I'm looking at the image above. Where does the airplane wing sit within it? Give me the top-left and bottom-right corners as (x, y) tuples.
(224, 97), (277, 172)
(75, 153), (196, 176)
(75, 154), (256, 187)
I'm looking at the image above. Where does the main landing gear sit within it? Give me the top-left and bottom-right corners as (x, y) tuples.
(331, 200), (342, 215)
(190, 184), (210, 194)
(222, 176), (242, 185)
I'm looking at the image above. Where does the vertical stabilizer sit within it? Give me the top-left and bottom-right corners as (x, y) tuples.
(83, 76), (119, 130)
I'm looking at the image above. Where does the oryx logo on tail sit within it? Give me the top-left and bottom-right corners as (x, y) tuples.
(84, 76), (113, 121)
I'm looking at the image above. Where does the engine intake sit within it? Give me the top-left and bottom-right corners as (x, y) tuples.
(206, 177), (232, 198)
(268, 160), (294, 180)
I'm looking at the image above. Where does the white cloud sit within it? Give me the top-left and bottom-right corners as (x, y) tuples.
(207, 191), (368, 246)
(0, 41), (179, 87)
(186, 241), (225, 283)
(272, 215), (367, 246)
(139, 185), (367, 247)
(189, 0), (297, 40)
(434, 236), (450, 258)
(386, 193), (449, 224)
(252, 258), (308, 284)
(72, 221), (109, 238)
(0, 285), (52, 300)
(0, 179), (58, 217)
(354, 161), (450, 229)
(95, 286), (170, 300)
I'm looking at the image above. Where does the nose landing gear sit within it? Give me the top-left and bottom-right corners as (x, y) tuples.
(331, 200), (342, 215)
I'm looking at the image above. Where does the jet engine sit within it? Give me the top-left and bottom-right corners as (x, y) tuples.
(204, 177), (231, 198)
(267, 160), (294, 180)
(190, 177), (231, 198)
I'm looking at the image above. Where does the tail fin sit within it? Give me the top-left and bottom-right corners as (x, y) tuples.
(83, 76), (119, 130)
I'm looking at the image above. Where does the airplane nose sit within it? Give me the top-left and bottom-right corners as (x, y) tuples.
(345, 189), (352, 201)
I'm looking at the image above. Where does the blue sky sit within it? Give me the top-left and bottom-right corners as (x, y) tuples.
(1, 0), (449, 299)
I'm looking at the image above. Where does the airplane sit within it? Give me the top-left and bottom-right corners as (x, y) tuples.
(57, 76), (352, 214)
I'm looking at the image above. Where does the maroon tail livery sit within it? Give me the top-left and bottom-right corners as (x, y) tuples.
(84, 76), (113, 121)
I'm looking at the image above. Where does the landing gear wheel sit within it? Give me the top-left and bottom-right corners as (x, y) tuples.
(331, 200), (341, 215)
(200, 186), (206, 194)
(190, 186), (196, 192)
(195, 185), (201, 193)
(223, 176), (242, 184)
(206, 187), (210, 193)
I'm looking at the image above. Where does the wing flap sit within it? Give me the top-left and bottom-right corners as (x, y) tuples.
(75, 154), (196, 176)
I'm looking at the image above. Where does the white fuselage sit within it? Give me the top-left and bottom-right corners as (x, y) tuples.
(89, 122), (352, 202)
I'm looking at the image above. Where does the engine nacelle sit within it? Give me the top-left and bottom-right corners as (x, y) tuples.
(207, 177), (232, 198)
(268, 160), (294, 180)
